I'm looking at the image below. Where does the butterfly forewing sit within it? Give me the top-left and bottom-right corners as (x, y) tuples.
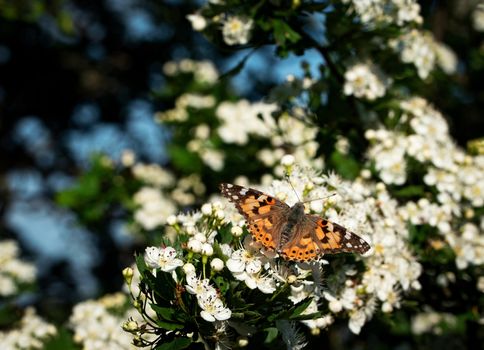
(219, 183), (289, 250)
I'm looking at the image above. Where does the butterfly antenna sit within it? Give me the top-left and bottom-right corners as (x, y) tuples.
(285, 174), (301, 202)
(302, 193), (336, 204)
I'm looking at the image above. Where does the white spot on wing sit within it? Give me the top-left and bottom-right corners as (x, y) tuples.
(227, 184), (233, 188)
(240, 188), (248, 195)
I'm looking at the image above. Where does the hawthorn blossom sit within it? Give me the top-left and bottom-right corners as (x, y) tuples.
(343, 62), (390, 100)
(144, 246), (183, 272)
(222, 16), (253, 45)
(198, 294), (232, 322)
(0, 308), (56, 349)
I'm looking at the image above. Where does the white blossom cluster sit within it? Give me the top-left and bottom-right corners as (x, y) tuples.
(124, 158), (204, 229)
(0, 308), (57, 350)
(343, 62), (391, 100)
(389, 30), (457, 79)
(184, 265), (232, 322)
(142, 208), (233, 324)
(133, 187), (177, 230)
(343, 0), (422, 26)
(216, 100), (277, 145)
(263, 167), (421, 334)
(69, 293), (140, 350)
(411, 309), (457, 335)
(161, 59), (219, 85)
(0, 240), (36, 297)
(365, 96), (484, 269)
(257, 110), (322, 175)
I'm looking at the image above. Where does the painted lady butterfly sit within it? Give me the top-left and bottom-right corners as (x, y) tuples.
(220, 183), (371, 262)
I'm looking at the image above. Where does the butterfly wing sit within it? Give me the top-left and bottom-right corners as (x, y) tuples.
(220, 183), (290, 250)
(280, 215), (371, 262)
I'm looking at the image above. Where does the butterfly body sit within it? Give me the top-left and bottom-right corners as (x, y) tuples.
(220, 183), (370, 262)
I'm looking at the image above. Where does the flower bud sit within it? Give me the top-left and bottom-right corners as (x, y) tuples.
(187, 238), (202, 253)
(122, 267), (134, 285)
(210, 258), (224, 271)
(237, 336), (249, 347)
(201, 203), (212, 215)
(194, 232), (207, 243)
(201, 243), (214, 256)
(281, 154), (295, 166)
(183, 263), (196, 275)
(166, 215), (178, 225)
(122, 319), (139, 332)
(231, 226), (243, 237)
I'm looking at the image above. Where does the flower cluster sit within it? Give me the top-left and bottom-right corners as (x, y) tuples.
(365, 96), (484, 270)
(389, 29), (457, 79)
(0, 240), (36, 297)
(343, 62), (391, 100)
(69, 293), (140, 350)
(0, 308), (57, 350)
(124, 161), (425, 348)
(343, 0), (422, 26)
(160, 59), (219, 85)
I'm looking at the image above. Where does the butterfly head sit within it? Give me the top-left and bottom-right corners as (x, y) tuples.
(289, 202), (305, 221)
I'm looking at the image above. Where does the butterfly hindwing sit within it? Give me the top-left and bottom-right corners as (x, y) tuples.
(309, 215), (371, 255)
(219, 183), (289, 250)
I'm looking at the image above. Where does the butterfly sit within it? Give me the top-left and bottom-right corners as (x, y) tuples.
(220, 183), (371, 262)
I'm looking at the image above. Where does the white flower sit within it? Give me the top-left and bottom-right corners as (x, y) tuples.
(198, 294), (232, 322)
(144, 247), (183, 272)
(435, 42), (457, 74)
(187, 13), (207, 31)
(227, 249), (262, 274)
(222, 16), (253, 45)
(343, 62), (390, 100)
(186, 276), (217, 298)
(348, 310), (366, 334)
(243, 273), (277, 294)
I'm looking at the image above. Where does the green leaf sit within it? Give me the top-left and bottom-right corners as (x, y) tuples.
(156, 320), (185, 331)
(264, 327), (279, 343)
(289, 297), (313, 318)
(168, 145), (202, 173)
(393, 185), (425, 198)
(272, 20), (301, 46)
(213, 276), (230, 294)
(135, 254), (148, 275)
(151, 304), (176, 321)
(43, 327), (78, 350)
(329, 151), (360, 179)
(155, 337), (192, 350)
